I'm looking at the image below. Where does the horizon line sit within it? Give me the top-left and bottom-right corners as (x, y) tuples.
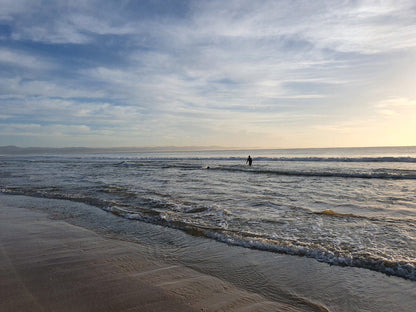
(1, 144), (415, 152)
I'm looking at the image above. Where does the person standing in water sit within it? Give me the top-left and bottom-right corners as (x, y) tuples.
(246, 155), (253, 166)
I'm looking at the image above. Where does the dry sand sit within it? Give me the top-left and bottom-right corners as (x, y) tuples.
(0, 203), (306, 312)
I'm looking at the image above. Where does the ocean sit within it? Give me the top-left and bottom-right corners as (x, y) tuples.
(1, 146), (416, 310)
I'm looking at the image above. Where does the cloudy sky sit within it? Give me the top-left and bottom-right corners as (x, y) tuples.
(1, 0), (415, 148)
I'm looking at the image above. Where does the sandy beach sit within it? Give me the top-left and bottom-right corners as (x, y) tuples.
(0, 201), (305, 312)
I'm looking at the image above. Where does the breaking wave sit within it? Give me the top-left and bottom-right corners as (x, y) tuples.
(209, 166), (416, 180)
(102, 205), (416, 281)
(2, 187), (416, 282)
(255, 156), (416, 163)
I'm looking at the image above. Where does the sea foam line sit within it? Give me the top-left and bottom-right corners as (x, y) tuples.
(103, 206), (416, 281)
(2, 189), (415, 281)
(209, 167), (416, 180)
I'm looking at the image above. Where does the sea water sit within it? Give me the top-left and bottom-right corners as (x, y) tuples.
(1, 146), (416, 282)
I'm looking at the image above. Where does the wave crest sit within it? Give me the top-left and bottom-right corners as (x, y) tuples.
(210, 166), (416, 180)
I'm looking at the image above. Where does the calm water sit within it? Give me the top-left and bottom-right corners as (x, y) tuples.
(1, 146), (416, 281)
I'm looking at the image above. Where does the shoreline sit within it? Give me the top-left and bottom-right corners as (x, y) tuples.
(0, 198), (306, 312)
(1, 194), (415, 312)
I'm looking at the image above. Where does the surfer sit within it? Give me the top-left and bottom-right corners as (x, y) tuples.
(246, 155), (252, 166)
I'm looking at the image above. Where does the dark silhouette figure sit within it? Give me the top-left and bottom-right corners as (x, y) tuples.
(246, 155), (253, 166)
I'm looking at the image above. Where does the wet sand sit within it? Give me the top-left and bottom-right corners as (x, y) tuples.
(0, 203), (305, 312)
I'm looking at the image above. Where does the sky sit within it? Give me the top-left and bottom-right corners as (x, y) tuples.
(0, 0), (415, 149)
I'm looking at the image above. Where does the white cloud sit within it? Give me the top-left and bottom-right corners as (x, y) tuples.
(0, 48), (54, 70)
(0, 77), (107, 99)
(68, 14), (137, 36)
(1, 0), (416, 147)
(189, 0), (416, 54)
(374, 97), (416, 121)
(12, 23), (89, 44)
(377, 97), (416, 108)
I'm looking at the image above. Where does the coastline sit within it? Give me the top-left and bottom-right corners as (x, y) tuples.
(1, 194), (415, 312)
(0, 197), (306, 312)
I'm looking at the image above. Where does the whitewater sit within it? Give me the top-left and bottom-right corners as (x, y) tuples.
(1, 146), (416, 281)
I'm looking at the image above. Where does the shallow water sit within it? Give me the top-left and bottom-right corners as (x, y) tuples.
(1, 146), (416, 281)
(2, 194), (415, 312)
